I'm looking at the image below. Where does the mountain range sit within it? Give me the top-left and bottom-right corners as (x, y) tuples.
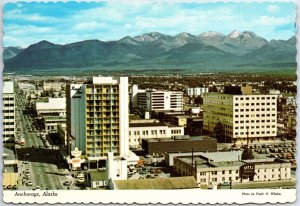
(4, 30), (296, 73)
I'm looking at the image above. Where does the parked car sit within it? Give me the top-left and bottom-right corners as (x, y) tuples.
(63, 181), (71, 186)
(26, 182), (33, 186)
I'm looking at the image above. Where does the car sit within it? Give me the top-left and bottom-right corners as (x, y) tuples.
(26, 182), (33, 186)
(145, 154), (152, 158)
(77, 178), (85, 183)
(35, 186), (41, 190)
(23, 160), (29, 164)
(77, 173), (84, 178)
(63, 181), (71, 186)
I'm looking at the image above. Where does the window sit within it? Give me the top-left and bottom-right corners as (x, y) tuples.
(222, 171), (225, 174)
(229, 170), (232, 174)
(211, 171), (217, 175)
(200, 178), (206, 183)
(212, 178), (217, 182)
(200, 172), (206, 176)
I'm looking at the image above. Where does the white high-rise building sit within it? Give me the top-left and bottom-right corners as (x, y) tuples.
(3, 81), (15, 148)
(131, 85), (183, 111)
(67, 77), (129, 158)
(186, 87), (208, 97)
(203, 93), (277, 144)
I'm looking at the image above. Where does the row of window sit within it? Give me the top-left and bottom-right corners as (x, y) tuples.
(235, 131), (276, 135)
(199, 168), (287, 176)
(129, 130), (166, 136)
(235, 114), (276, 118)
(235, 102), (275, 106)
(235, 108), (276, 112)
(200, 170), (239, 176)
(235, 96), (276, 101)
(235, 125), (276, 129)
(235, 119), (276, 124)
(257, 174), (287, 179)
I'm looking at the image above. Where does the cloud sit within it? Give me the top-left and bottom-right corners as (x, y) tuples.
(3, 2), (296, 47)
(267, 5), (280, 13)
(256, 15), (294, 26)
(5, 8), (60, 23)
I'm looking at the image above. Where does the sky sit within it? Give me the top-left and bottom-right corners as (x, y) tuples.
(3, 1), (296, 48)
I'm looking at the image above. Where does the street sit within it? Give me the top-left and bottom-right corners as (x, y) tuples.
(14, 87), (74, 190)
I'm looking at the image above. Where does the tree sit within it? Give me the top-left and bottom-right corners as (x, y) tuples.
(241, 148), (254, 160)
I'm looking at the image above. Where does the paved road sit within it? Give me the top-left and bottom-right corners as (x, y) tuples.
(15, 89), (69, 190)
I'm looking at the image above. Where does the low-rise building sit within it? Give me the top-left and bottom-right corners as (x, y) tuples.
(129, 119), (184, 148)
(35, 98), (66, 116)
(88, 171), (108, 189)
(173, 151), (292, 187)
(142, 135), (217, 156)
(43, 116), (66, 133)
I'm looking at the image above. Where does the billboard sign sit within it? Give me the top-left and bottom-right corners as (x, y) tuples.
(240, 163), (255, 177)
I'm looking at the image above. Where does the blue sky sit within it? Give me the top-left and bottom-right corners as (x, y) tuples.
(4, 1), (296, 47)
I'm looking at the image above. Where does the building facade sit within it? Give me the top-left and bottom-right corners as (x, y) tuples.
(142, 136), (217, 156)
(128, 119), (184, 148)
(203, 93), (277, 144)
(67, 77), (129, 158)
(186, 87), (208, 97)
(3, 81), (15, 148)
(174, 153), (291, 187)
(131, 85), (183, 111)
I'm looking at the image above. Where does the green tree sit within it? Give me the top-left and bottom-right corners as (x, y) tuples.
(241, 148), (254, 160)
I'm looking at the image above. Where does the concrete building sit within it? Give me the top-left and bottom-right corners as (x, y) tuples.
(128, 119), (184, 148)
(3, 81), (15, 148)
(35, 98), (66, 116)
(57, 123), (67, 146)
(131, 85), (183, 111)
(142, 136), (217, 156)
(43, 82), (64, 92)
(186, 87), (208, 97)
(66, 76), (129, 158)
(173, 151), (292, 187)
(203, 92), (277, 144)
(43, 116), (66, 133)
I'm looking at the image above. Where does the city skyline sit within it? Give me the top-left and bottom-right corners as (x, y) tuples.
(4, 1), (296, 47)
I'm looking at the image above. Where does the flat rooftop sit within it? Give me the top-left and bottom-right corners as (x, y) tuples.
(144, 136), (215, 143)
(3, 81), (14, 94)
(200, 150), (243, 162)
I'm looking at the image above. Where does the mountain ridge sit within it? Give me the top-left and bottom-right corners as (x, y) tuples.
(4, 30), (296, 73)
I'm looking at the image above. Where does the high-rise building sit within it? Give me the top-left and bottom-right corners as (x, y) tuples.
(130, 85), (183, 111)
(3, 81), (15, 148)
(66, 77), (129, 158)
(186, 87), (208, 97)
(203, 92), (277, 144)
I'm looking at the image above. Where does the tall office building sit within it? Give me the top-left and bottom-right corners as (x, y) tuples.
(186, 87), (208, 97)
(66, 77), (129, 158)
(3, 81), (15, 148)
(203, 92), (277, 144)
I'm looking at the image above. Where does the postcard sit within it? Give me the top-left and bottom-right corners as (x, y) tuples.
(1, 0), (297, 204)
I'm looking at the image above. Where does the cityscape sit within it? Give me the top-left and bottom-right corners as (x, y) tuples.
(1, 1), (297, 203)
(3, 73), (296, 190)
